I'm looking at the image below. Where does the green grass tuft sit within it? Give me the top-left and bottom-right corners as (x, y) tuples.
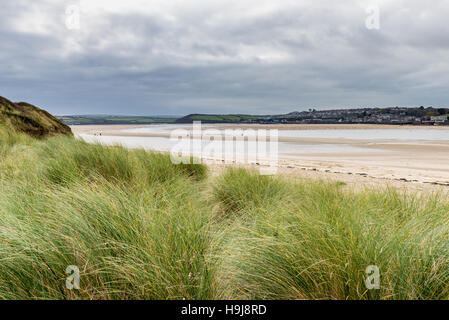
(1, 129), (449, 300)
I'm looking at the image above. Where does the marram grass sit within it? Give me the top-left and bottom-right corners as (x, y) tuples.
(1, 128), (449, 299)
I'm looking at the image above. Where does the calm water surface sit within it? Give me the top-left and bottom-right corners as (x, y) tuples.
(120, 125), (449, 141)
(79, 125), (449, 157)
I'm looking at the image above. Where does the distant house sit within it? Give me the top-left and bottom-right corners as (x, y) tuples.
(431, 115), (448, 124)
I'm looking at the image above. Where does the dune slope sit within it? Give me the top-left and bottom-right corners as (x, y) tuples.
(0, 96), (72, 137)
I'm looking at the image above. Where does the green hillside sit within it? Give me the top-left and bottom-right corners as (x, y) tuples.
(60, 115), (177, 125)
(0, 96), (72, 137)
(175, 113), (264, 123)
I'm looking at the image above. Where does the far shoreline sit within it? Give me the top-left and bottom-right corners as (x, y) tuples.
(70, 123), (449, 135)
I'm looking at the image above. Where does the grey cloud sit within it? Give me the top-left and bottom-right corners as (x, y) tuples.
(1, 0), (449, 116)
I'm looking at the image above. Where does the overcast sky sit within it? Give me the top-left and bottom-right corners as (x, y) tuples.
(1, 0), (449, 115)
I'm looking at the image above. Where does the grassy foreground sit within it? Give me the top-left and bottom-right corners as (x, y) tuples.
(1, 127), (449, 300)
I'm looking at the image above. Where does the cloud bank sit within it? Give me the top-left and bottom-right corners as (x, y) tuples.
(1, 0), (448, 115)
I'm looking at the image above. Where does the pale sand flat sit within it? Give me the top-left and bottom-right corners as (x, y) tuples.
(71, 124), (449, 192)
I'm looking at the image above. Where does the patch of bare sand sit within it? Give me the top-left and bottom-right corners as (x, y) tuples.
(71, 124), (449, 193)
(207, 161), (448, 194)
(71, 123), (449, 135)
(202, 123), (449, 131)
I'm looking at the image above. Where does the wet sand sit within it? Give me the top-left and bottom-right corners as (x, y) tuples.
(71, 124), (449, 191)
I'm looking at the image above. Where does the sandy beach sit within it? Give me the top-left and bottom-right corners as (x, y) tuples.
(71, 124), (449, 191)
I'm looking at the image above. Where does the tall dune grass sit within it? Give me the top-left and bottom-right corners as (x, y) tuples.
(0, 130), (211, 299)
(213, 169), (449, 300)
(1, 129), (449, 299)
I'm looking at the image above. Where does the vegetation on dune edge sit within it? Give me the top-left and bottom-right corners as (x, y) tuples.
(1, 127), (449, 300)
(0, 96), (72, 137)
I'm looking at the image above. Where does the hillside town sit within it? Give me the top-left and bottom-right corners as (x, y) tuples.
(258, 107), (449, 125)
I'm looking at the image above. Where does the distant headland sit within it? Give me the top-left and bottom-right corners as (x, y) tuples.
(60, 106), (449, 126)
